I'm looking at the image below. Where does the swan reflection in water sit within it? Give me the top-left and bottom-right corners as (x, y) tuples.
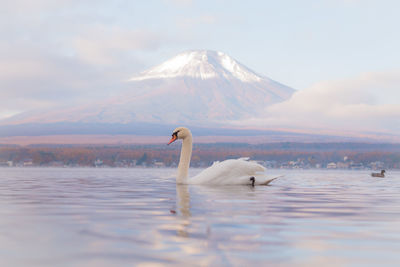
(173, 183), (261, 239)
(175, 184), (192, 238)
(168, 126), (280, 238)
(176, 184), (191, 217)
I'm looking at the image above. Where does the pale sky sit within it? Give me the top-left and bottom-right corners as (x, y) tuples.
(1, 0), (399, 134)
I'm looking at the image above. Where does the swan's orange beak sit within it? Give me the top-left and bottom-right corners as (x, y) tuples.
(167, 135), (177, 145)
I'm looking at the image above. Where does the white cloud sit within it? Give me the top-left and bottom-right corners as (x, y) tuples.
(0, 2), (171, 120)
(176, 14), (217, 30)
(164, 0), (193, 7)
(0, 38), (125, 119)
(72, 26), (164, 66)
(231, 70), (400, 135)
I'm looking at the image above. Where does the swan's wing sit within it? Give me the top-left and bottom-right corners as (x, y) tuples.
(211, 161), (220, 166)
(190, 158), (266, 185)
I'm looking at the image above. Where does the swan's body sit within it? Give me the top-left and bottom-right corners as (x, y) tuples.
(168, 127), (277, 185)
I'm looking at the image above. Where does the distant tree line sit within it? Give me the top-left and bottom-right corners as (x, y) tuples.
(0, 143), (400, 168)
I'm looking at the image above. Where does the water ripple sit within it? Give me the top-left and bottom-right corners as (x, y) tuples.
(1, 168), (400, 266)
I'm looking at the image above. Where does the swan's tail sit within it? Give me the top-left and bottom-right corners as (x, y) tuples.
(258, 175), (284, 186)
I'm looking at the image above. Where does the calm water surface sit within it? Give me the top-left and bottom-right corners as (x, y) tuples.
(1, 167), (400, 266)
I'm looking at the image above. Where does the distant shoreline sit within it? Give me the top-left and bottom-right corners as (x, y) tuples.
(2, 134), (400, 146)
(1, 142), (399, 169)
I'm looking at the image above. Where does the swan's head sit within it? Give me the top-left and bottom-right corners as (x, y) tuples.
(167, 127), (191, 145)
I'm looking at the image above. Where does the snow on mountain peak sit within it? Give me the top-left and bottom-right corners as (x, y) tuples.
(130, 50), (263, 82)
(1, 50), (295, 127)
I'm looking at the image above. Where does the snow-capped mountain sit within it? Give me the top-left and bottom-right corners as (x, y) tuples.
(2, 50), (295, 127)
(130, 50), (264, 82)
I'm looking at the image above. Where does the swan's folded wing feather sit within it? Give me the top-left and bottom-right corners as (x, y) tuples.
(189, 158), (266, 185)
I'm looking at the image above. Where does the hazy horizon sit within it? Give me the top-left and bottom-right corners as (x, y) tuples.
(1, 0), (399, 138)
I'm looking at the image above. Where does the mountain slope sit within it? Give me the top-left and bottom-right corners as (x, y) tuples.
(1, 50), (295, 127)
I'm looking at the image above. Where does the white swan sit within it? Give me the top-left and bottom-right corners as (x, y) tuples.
(168, 127), (278, 185)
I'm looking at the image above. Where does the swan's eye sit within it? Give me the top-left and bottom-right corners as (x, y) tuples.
(172, 130), (180, 137)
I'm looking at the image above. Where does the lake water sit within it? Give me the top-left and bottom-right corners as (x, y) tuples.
(1, 167), (399, 267)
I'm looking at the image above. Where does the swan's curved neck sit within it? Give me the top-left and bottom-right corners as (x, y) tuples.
(177, 134), (192, 184)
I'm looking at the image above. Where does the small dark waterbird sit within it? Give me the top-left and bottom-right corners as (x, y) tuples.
(371, 170), (385, 178)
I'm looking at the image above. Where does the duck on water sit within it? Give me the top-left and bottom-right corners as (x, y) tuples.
(371, 170), (385, 178)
